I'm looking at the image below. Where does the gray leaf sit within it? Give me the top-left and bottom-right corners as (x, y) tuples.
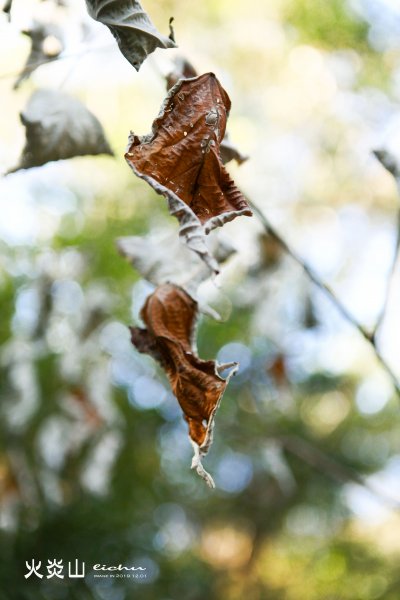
(373, 148), (400, 182)
(2, 0), (12, 19)
(9, 89), (113, 172)
(85, 0), (176, 71)
(117, 231), (235, 295)
(14, 22), (64, 90)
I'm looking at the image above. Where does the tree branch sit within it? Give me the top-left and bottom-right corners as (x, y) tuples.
(372, 149), (400, 338)
(276, 433), (400, 510)
(0, 43), (115, 82)
(248, 199), (400, 398)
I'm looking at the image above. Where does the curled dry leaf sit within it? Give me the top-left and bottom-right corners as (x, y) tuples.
(130, 283), (238, 488)
(165, 59), (248, 166)
(165, 56), (197, 90)
(85, 0), (176, 71)
(14, 22), (64, 90)
(125, 72), (252, 273)
(9, 89), (113, 172)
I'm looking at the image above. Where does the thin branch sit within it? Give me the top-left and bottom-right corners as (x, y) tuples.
(372, 149), (400, 337)
(277, 433), (400, 510)
(248, 199), (400, 398)
(0, 42), (115, 82)
(373, 209), (400, 335)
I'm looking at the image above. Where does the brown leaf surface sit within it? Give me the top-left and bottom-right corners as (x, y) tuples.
(125, 72), (252, 272)
(165, 61), (248, 166)
(130, 283), (237, 487)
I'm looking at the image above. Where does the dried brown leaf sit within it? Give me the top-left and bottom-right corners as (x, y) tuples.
(125, 72), (252, 273)
(165, 60), (247, 166)
(130, 283), (238, 487)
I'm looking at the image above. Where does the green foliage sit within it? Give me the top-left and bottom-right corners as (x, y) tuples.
(284, 0), (370, 50)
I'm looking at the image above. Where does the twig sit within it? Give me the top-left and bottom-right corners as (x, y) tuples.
(372, 149), (400, 337)
(0, 42), (115, 82)
(248, 199), (400, 398)
(373, 209), (400, 336)
(277, 433), (400, 510)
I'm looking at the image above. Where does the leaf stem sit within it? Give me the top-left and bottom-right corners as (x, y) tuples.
(0, 43), (115, 82)
(372, 150), (400, 338)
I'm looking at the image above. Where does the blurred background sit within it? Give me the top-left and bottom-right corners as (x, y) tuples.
(1, 0), (400, 598)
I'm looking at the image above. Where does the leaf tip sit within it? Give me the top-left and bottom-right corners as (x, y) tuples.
(373, 148), (400, 179)
(190, 441), (216, 488)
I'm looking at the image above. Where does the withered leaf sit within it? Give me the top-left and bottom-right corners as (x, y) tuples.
(85, 0), (176, 71)
(165, 56), (197, 91)
(130, 283), (238, 487)
(9, 89), (113, 172)
(165, 60), (248, 166)
(220, 131), (248, 166)
(125, 72), (252, 272)
(14, 22), (64, 89)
